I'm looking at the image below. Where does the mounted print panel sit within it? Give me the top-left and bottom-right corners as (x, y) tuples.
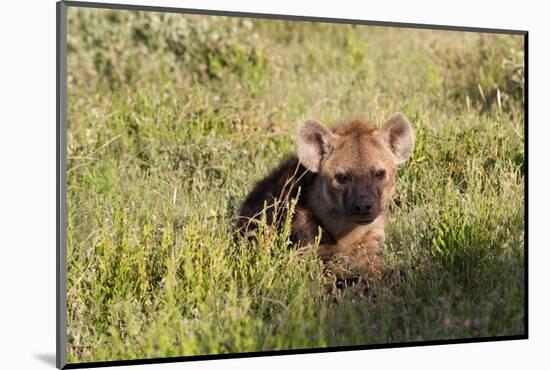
(57, 1), (527, 368)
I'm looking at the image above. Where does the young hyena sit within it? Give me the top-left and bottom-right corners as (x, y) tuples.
(236, 113), (414, 278)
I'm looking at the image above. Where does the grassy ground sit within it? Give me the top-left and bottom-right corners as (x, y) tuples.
(66, 8), (525, 363)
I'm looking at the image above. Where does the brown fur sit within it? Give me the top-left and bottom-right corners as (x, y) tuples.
(236, 113), (414, 278)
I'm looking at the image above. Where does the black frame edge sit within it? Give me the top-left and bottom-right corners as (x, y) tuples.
(57, 1), (68, 369)
(523, 32), (529, 338)
(62, 0), (527, 35)
(62, 335), (527, 369)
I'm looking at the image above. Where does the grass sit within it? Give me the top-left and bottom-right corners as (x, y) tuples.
(65, 7), (525, 363)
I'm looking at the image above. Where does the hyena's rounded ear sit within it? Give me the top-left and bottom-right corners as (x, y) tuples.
(296, 118), (334, 172)
(381, 112), (415, 164)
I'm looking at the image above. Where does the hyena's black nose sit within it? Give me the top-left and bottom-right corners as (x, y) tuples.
(351, 195), (374, 216)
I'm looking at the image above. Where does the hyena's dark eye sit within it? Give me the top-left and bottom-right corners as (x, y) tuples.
(375, 169), (386, 180)
(335, 173), (350, 184)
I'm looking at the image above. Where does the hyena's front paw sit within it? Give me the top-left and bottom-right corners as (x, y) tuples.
(296, 244), (315, 257)
(318, 243), (383, 279)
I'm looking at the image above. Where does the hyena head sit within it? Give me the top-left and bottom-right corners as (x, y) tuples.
(296, 113), (414, 225)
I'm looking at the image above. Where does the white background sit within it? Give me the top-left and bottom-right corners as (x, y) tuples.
(0, 0), (547, 369)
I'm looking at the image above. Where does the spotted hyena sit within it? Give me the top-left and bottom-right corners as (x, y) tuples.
(236, 113), (414, 278)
